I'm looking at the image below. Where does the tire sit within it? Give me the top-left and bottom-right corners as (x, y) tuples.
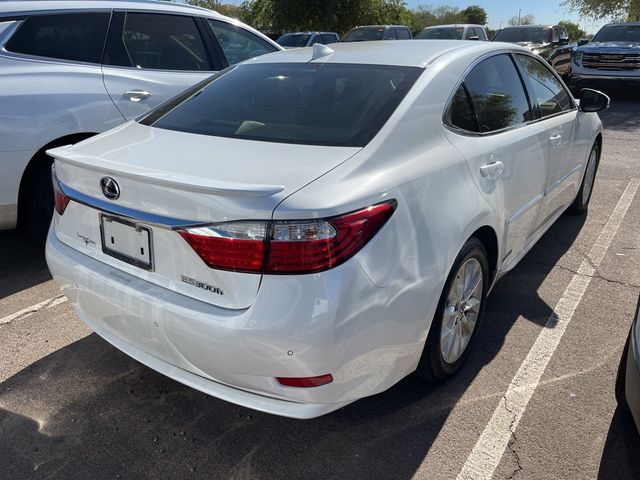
(20, 154), (54, 243)
(416, 237), (490, 382)
(615, 330), (631, 412)
(568, 141), (600, 215)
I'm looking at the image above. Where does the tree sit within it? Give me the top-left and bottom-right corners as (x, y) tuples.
(460, 5), (487, 25)
(562, 0), (640, 21)
(557, 20), (587, 40)
(507, 13), (535, 25)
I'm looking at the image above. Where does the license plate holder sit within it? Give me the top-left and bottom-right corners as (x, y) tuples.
(100, 214), (153, 271)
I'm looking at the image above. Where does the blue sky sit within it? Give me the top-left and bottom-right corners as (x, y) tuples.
(404, 0), (608, 33)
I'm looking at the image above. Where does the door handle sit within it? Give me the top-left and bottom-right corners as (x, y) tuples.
(549, 134), (562, 147)
(480, 161), (504, 181)
(123, 90), (152, 102)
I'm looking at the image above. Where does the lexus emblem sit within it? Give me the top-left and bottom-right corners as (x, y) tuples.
(100, 177), (120, 200)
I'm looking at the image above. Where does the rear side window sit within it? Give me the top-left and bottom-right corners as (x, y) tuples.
(6, 13), (110, 63)
(446, 86), (479, 132)
(120, 13), (212, 71)
(144, 63), (422, 147)
(208, 20), (277, 66)
(515, 54), (573, 117)
(475, 28), (487, 40)
(464, 28), (475, 40)
(464, 54), (533, 133)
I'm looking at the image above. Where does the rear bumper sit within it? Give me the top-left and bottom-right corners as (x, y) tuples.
(46, 225), (442, 418)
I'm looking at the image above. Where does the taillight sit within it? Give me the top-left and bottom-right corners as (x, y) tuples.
(52, 168), (70, 215)
(179, 200), (396, 275)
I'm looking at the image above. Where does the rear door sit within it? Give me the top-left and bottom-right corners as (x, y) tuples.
(514, 53), (580, 229)
(101, 11), (219, 121)
(444, 54), (549, 267)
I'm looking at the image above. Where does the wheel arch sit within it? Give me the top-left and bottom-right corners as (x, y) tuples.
(17, 132), (98, 223)
(471, 225), (499, 285)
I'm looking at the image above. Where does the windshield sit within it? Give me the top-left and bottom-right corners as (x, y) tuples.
(592, 25), (640, 43)
(493, 27), (550, 44)
(342, 27), (385, 42)
(277, 34), (312, 47)
(143, 63), (422, 147)
(416, 27), (464, 40)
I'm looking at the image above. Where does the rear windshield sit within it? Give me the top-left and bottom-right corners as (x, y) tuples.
(342, 27), (385, 42)
(277, 34), (312, 47)
(493, 28), (550, 44)
(416, 27), (464, 40)
(592, 25), (640, 43)
(143, 63), (422, 147)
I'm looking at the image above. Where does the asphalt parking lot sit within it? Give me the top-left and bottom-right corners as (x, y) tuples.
(1, 92), (640, 480)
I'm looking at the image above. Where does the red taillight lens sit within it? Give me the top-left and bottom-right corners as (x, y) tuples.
(179, 222), (267, 274)
(52, 174), (70, 216)
(266, 202), (396, 274)
(277, 374), (333, 388)
(179, 200), (396, 275)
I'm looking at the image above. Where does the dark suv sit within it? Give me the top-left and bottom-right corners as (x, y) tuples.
(569, 22), (640, 91)
(341, 25), (412, 42)
(492, 25), (573, 76)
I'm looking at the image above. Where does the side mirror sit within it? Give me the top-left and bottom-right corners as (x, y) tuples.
(577, 38), (589, 46)
(579, 88), (610, 113)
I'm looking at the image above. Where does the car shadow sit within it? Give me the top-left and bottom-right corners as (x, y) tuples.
(0, 230), (50, 300)
(597, 407), (640, 479)
(597, 89), (640, 133)
(0, 214), (587, 480)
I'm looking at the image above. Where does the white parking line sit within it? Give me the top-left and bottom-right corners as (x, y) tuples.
(457, 178), (640, 480)
(0, 295), (68, 325)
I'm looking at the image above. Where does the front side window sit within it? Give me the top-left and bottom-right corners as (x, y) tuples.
(464, 54), (533, 133)
(321, 34), (338, 44)
(475, 28), (487, 41)
(6, 13), (110, 63)
(120, 13), (211, 71)
(143, 63), (422, 147)
(516, 54), (573, 117)
(208, 20), (277, 65)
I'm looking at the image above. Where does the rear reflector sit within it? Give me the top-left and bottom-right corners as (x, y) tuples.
(179, 200), (396, 275)
(52, 169), (70, 215)
(277, 374), (333, 388)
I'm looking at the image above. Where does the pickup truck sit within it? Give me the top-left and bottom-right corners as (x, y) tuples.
(569, 22), (640, 91)
(492, 25), (573, 77)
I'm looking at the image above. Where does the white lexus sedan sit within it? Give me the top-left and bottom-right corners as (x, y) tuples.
(46, 41), (608, 419)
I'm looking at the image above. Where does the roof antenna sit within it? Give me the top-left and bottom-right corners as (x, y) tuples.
(311, 43), (334, 61)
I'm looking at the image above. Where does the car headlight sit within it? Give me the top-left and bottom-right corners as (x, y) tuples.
(573, 52), (583, 66)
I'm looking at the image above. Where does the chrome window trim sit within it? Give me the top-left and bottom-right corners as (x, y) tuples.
(442, 49), (578, 137)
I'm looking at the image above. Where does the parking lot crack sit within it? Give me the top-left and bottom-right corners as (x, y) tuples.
(502, 395), (524, 480)
(523, 258), (640, 290)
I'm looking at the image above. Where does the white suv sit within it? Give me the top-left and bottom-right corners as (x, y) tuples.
(0, 0), (281, 239)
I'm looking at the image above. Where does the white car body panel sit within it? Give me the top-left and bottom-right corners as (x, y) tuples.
(0, 0), (282, 230)
(46, 41), (603, 418)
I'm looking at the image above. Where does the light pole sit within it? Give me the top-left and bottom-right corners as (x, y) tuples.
(518, 9), (521, 25)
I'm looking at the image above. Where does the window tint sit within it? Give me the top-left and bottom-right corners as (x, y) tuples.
(551, 28), (560, 43)
(6, 13), (109, 63)
(277, 33), (311, 48)
(516, 54), (573, 117)
(397, 28), (411, 40)
(493, 27), (551, 44)
(386, 29), (398, 40)
(321, 34), (338, 44)
(475, 28), (487, 40)
(145, 63), (422, 147)
(559, 28), (569, 41)
(118, 13), (211, 71)
(592, 24), (640, 42)
(208, 20), (276, 65)
(416, 27), (464, 40)
(447, 85), (478, 132)
(464, 54), (532, 133)
(464, 28), (475, 40)
(342, 27), (385, 42)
